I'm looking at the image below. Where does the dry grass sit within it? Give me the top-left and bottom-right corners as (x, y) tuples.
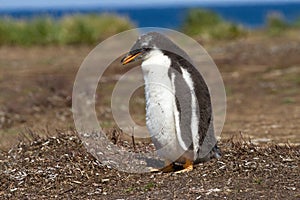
(0, 131), (299, 199)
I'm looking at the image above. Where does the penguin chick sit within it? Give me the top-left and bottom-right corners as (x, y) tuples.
(121, 32), (221, 172)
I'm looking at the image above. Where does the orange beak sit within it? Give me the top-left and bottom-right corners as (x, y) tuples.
(121, 52), (141, 65)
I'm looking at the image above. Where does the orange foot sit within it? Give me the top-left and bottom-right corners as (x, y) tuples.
(175, 159), (193, 173)
(149, 161), (175, 173)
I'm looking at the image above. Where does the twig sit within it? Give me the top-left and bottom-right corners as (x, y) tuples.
(0, 146), (6, 153)
(239, 131), (247, 143)
(18, 129), (31, 143)
(111, 127), (122, 145)
(45, 124), (50, 137)
(116, 128), (121, 144)
(111, 129), (117, 144)
(131, 126), (136, 151)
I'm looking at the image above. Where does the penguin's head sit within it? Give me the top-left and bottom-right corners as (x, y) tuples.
(121, 32), (162, 65)
(121, 32), (183, 65)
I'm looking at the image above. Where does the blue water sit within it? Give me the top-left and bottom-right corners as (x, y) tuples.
(0, 2), (300, 29)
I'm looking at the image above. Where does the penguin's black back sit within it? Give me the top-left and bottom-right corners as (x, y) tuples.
(165, 50), (213, 151)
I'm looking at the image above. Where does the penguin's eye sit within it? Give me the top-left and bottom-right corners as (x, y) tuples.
(142, 47), (151, 53)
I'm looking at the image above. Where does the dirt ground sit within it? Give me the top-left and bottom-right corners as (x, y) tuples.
(0, 132), (299, 199)
(0, 34), (300, 199)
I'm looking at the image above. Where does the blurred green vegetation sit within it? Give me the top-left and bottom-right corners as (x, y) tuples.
(0, 14), (133, 46)
(182, 9), (247, 40)
(265, 12), (300, 36)
(182, 9), (300, 40)
(293, 17), (300, 28)
(266, 13), (289, 36)
(1, 9), (300, 46)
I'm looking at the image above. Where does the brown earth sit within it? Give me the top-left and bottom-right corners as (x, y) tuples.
(0, 34), (300, 199)
(0, 132), (299, 199)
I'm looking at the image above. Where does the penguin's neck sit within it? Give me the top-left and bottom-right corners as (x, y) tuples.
(141, 49), (172, 105)
(141, 49), (171, 78)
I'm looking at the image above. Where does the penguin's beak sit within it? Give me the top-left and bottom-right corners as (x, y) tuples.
(121, 52), (142, 65)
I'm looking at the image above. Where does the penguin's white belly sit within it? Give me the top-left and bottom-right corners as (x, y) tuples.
(141, 50), (185, 161)
(144, 79), (176, 145)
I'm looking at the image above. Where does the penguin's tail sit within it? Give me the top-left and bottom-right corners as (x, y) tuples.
(211, 144), (222, 159)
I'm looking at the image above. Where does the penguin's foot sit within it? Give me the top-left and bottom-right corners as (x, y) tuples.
(175, 159), (193, 174)
(148, 167), (160, 172)
(149, 160), (195, 173)
(160, 162), (175, 173)
(149, 161), (175, 173)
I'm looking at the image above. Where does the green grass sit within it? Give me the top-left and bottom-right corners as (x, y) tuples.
(124, 187), (134, 193)
(266, 13), (289, 36)
(282, 97), (296, 104)
(123, 182), (155, 193)
(182, 9), (247, 41)
(2, 9), (300, 46)
(292, 16), (300, 28)
(182, 9), (300, 41)
(143, 182), (155, 191)
(253, 178), (263, 185)
(225, 86), (233, 96)
(0, 14), (134, 46)
(293, 75), (300, 86)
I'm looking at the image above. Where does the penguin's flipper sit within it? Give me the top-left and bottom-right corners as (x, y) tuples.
(175, 159), (193, 173)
